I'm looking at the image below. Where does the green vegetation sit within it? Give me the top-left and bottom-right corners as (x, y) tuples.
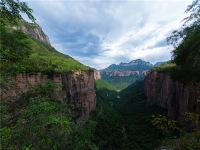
(0, 25), (89, 75)
(155, 0), (200, 83)
(95, 79), (117, 91)
(0, 81), (72, 149)
(88, 80), (166, 149)
(0, 0), (89, 81)
(163, 131), (200, 150)
(151, 115), (181, 137)
(101, 75), (144, 90)
(117, 81), (166, 149)
(152, 62), (176, 72)
(1, 79), (197, 150)
(91, 80), (124, 149)
(0, 81), (97, 150)
(1, 0), (199, 149)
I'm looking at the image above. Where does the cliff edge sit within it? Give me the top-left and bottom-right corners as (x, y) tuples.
(144, 71), (200, 125)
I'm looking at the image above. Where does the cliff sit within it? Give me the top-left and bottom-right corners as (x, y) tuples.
(144, 71), (200, 125)
(94, 70), (101, 80)
(20, 23), (50, 45)
(101, 70), (149, 77)
(1, 71), (96, 120)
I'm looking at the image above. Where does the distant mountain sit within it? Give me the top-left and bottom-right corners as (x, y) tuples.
(104, 59), (153, 71)
(100, 59), (154, 90)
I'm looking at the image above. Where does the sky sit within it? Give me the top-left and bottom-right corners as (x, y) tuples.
(24, 0), (193, 69)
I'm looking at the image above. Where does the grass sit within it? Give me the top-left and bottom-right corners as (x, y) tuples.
(24, 38), (89, 73)
(0, 22), (89, 76)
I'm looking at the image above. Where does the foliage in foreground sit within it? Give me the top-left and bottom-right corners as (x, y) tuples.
(0, 82), (97, 150)
(0, 25), (89, 76)
(163, 131), (200, 150)
(0, 0), (89, 78)
(152, 62), (176, 73)
(166, 0), (200, 82)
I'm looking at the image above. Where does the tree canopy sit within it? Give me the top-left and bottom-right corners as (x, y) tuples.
(0, 0), (35, 75)
(167, 0), (200, 82)
(0, 0), (35, 24)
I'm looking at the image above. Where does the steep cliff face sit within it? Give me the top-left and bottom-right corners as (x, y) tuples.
(144, 71), (200, 124)
(1, 71), (96, 120)
(20, 23), (50, 45)
(94, 70), (101, 80)
(101, 70), (149, 77)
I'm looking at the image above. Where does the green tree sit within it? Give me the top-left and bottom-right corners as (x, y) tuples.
(167, 0), (200, 81)
(0, 0), (36, 75)
(167, 0), (200, 48)
(0, 0), (35, 25)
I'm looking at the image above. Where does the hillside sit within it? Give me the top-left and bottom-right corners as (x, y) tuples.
(100, 59), (153, 89)
(1, 21), (89, 77)
(0, 2), (96, 149)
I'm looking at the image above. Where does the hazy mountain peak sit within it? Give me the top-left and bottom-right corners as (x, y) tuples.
(118, 59), (153, 67)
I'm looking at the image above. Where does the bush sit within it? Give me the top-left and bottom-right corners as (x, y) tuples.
(163, 131), (200, 150)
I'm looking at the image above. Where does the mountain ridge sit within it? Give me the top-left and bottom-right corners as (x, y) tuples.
(103, 59), (153, 71)
(100, 59), (155, 89)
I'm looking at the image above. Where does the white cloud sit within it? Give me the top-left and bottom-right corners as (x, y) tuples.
(24, 0), (193, 69)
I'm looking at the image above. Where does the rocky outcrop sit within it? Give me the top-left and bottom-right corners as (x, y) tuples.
(102, 70), (149, 77)
(119, 59), (153, 67)
(1, 71), (96, 120)
(94, 70), (101, 80)
(20, 23), (50, 45)
(101, 59), (153, 79)
(144, 71), (200, 125)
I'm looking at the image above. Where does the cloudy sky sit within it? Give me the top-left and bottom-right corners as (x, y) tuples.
(24, 0), (193, 69)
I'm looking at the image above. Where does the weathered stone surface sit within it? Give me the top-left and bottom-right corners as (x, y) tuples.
(101, 70), (149, 77)
(21, 24), (50, 45)
(144, 71), (200, 124)
(94, 70), (101, 80)
(1, 71), (96, 120)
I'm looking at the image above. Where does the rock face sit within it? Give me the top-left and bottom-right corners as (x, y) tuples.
(1, 71), (96, 120)
(94, 70), (101, 80)
(20, 23), (50, 45)
(144, 71), (200, 124)
(103, 59), (153, 71)
(119, 59), (153, 67)
(102, 70), (149, 77)
(101, 59), (153, 77)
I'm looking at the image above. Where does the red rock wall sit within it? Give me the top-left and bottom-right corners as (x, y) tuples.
(144, 71), (200, 124)
(1, 71), (96, 120)
(102, 70), (149, 77)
